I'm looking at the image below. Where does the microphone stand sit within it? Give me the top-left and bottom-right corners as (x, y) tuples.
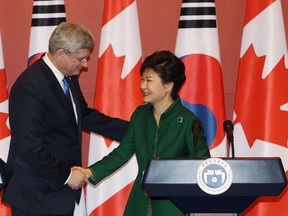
(229, 133), (235, 159)
(223, 120), (235, 158)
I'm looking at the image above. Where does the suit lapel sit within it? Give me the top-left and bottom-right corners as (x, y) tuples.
(41, 59), (81, 141)
(43, 61), (78, 124)
(67, 77), (82, 141)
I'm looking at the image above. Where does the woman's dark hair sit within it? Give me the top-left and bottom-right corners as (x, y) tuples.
(140, 50), (186, 100)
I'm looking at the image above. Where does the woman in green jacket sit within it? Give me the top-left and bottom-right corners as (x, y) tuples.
(75, 50), (210, 215)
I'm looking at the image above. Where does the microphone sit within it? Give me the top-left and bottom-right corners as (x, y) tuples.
(192, 120), (201, 158)
(223, 120), (235, 158)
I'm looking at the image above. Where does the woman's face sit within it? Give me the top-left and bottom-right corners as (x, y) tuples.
(140, 69), (172, 105)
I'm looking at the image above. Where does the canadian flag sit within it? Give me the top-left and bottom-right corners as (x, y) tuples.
(175, 0), (227, 157)
(28, 0), (66, 65)
(233, 0), (288, 215)
(86, 0), (143, 215)
(0, 31), (11, 216)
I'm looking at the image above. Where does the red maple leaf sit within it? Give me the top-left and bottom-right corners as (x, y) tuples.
(94, 44), (143, 120)
(0, 112), (10, 140)
(94, 44), (143, 147)
(234, 45), (288, 148)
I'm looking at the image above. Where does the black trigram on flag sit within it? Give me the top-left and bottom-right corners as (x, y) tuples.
(28, 0), (66, 65)
(31, 0), (66, 26)
(178, 0), (217, 28)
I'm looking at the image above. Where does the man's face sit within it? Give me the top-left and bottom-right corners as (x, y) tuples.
(61, 49), (90, 76)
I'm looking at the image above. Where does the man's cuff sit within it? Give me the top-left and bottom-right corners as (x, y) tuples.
(64, 169), (72, 185)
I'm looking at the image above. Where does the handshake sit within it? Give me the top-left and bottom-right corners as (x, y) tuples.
(67, 166), (93, 190)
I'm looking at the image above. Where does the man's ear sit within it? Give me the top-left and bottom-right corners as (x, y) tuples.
(55, 48), (66, 57)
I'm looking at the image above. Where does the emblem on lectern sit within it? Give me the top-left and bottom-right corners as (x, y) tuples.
(197, 158), (233, 195)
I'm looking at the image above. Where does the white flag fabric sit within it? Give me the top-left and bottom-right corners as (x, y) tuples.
(0, 31), (12, 216)
(233, 0), (288, 215)
(175, 0), (227, 157)
(86, 0), (143, 215)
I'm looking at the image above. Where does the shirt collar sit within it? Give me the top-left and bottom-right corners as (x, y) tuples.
(42, 53), (65, 83)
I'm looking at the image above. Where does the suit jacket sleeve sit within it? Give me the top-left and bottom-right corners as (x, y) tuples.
(70, 76), (129, 142)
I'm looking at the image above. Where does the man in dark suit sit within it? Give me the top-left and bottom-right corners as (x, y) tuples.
(2, 22), (129, 216)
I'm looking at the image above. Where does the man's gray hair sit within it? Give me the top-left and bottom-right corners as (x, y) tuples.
(49, 22), (94, 54)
